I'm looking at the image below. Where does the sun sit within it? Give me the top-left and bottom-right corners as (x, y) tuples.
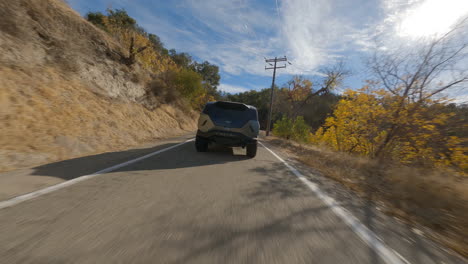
(397, 0), (468, 38)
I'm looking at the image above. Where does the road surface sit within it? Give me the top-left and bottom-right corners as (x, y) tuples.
(0, 137), (465, 263)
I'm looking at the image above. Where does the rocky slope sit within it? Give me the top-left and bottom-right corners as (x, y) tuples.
(0, 0), (197, 171)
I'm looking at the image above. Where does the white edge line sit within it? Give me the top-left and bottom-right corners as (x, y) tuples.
(259, 141), (410, 264)
(0, 139), (194, 210)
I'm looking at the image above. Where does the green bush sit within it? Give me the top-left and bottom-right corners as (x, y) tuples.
(273, 116), (311, 142)
(173, 69), (203, 100)
(273, 116), (293, 139)
(292, 116), (311, 142)
(147, 69), (204, 107)
(86, 11), (108, 31)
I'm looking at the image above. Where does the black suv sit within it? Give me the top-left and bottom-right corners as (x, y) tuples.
(195, 101), (260, 157)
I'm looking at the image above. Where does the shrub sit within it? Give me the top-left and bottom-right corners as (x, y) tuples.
(86, 12), (108, 31)
(292, 116), (311, 142)
(273, 116), (293, 139)
(146, 72), (178, 103)
(172, 69), (204, 107)
(273, 116), (311, 142)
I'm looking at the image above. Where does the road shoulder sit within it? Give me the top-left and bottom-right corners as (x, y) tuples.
(260, 137), (466, 264)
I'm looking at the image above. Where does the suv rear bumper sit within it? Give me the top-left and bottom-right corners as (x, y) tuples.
(196, 130), (257, 147)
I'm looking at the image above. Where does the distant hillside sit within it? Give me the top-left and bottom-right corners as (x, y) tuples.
(0, 0), (199, 171)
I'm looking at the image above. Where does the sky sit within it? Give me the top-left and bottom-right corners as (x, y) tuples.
(68, 0), (468, 101)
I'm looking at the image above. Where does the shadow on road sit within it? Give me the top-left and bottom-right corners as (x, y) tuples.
(27, 140), (382, 263)
(25, 139), (464, 264)
(30, 142), (249, 180)
(26, 141), (362, 262)
(165, 205), (350, 264)
(246, 163), (309, 202)
(157, 159), (373, 264)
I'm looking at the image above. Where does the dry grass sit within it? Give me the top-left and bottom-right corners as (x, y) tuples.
(265, 136), (468, 257)
(0, 0), (198, 171)
(0, 66), (197, 172)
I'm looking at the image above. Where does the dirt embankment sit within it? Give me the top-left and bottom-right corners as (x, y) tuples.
(0, 0), (197, 172)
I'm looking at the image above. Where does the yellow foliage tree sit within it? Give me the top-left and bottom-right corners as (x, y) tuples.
(286, 76), (312, 102)
(312, 87), (466, 171)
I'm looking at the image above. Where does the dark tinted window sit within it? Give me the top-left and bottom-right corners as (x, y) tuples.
(203, 102), (257, 127)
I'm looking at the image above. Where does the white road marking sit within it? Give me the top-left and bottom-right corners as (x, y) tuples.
(0, 139), (194, 210)
(259, 141), (411, 264)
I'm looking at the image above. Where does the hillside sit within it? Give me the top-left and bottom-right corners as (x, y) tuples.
(0, 0), (197, 172)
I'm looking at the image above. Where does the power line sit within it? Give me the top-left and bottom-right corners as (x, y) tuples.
(264, 56), (288, 136)
(287, 59), (316, 73)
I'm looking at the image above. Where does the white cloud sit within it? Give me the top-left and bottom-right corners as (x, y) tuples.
(184, 0), (274, 36)
(191, 41), (275, 76)
(369, 0), (468, 49)
(281, 0), (344, 73)
(394, 0), (468, 38)
(218, 83), (249, 94)
(130, 0), (379, 77)
(134, 0), (280, 76)
(69, 0), (468, 92)
(174, 0), (377, 76)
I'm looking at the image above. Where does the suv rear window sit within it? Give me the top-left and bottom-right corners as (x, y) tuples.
(203, 102), (258, 127)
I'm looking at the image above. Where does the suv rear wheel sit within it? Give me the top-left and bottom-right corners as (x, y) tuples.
(246, 142), (257, 158)
(195, 137), (208, 152)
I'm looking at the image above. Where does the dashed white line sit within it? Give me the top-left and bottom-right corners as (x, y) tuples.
(0, 139), (194, 210)
(259, 141), (411, 264)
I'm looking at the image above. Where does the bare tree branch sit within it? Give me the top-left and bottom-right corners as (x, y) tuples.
(423, 77), (468, 100)
(370, 17), (468, 156)
(291, 61), (349, 117)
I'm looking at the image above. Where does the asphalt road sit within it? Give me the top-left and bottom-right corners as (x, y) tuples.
(0, 138), (465, 264)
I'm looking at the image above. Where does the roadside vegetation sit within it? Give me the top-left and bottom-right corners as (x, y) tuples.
(227, 76), (342, 131)
(1, 1), (221, 171)
(229, 22), (468, 256)
(85, 8), (222, 109)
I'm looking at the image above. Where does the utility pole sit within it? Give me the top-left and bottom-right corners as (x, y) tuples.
(265, 56), (287, 136)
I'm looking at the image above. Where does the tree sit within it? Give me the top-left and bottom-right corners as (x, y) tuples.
(286, 76), (312, 101)
(169, 49), (193, 68)
(191, 61), (221, 98)
(443, 103), (468, 139)
(172, 69), (204, 107)
(313, 88), (466, 171)
(106, 8), (136, 29)
(284, 61), (349, 118)
(301, 93), (341, 130)
(226, 85), (340, 131)
(313, 88), (390, 155)
(148, 34), (168, 55)
(370, 19), (468, 156)
(86, 11), (107, 31)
